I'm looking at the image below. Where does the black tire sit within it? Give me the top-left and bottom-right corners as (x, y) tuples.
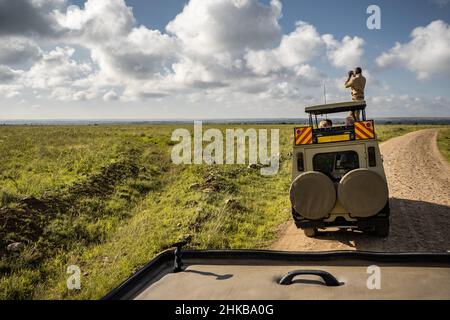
(374, 223), (390, 238)
(304, 227), (318, 238)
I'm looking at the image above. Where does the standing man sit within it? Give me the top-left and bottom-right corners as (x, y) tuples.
(345, 67), (366, 121)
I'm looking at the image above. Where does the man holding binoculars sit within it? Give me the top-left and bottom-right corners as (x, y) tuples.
(344, 67), (366, 121)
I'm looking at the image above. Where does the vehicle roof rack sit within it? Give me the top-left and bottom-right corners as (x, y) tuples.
(305, 100), (366, 115)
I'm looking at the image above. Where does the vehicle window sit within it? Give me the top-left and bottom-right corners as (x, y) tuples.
(297, 152), (304, 171)
(313, 151), (359, 180)
(368, 147), (376, 167)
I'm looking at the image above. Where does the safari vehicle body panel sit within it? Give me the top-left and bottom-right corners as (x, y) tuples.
(292, 140), (386, 182)
(103, 249), (450, 300)
(290, 101), (390, 236)
(292, 139), (387, 219)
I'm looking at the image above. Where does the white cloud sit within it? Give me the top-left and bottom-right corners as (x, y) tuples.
(24, 46), (95, 100)
(376, 20), (450, 79)
(0, 0), (66, 36)
(105, 27), (179, 80)
(277, 22), (325, 66)
(0, 65), (23, 84)
(2, 0), (443, 119)
(55, 0), (134, 42)
(0, 0), (370, 104)
(55, 0), (181, 93)
(0, 36), (43, 66)
(323, 34), (365, 69)
(171, 57), (227, 87)
(103, 90), (119, 101)
(166, 0), (282, 55)
(245, 22), (365, 76)
(0, 82), (23, 98)
(245, 21), (324, 76)
(161, 0), (286, 91)
(367, 94), (450, 117)
(52, 0), (333, 101)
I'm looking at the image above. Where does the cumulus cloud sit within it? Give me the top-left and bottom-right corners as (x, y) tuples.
(245, 21), (365, 77)
(0, 0), (65, 36)
(0, 65), (23, 83)
(245, 22), (324, 76)
(55, 0), (181, 94)
(52, 0), (327, 100)
(0, 36), (43, 66)
(323, 35), (365, 69)
(0, 0), (369, 107)
(0, 83), (23, 98)
(103, 90), (119, 101)
(25, 46), (92, 89)
(166, 0), (282, 55)
(99, 27), (179, 80)
(23, 46), (95, 100)
(376, 20), (450, 79)
(55, 0), (134, 42)
(367, 95), (450, 117)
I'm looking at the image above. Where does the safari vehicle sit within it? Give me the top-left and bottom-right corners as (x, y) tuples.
(290, 101), (390, 238)
(102, 100), (450, 301)
(103, 246), (450, 300)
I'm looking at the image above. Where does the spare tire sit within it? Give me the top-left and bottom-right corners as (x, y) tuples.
(338, 168), (388, 218)
(289, 172), (336, 220)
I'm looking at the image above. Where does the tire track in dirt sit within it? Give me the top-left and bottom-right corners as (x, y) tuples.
(270, 129), (450, 252)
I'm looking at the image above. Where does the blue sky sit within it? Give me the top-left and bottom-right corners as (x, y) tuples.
(0, 0), (449, 119)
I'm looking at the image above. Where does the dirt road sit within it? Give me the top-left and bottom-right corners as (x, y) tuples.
(270, 129), (450, 252)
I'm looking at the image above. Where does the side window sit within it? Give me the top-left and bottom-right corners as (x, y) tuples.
(297, 152), (304, 172)
(368, 147), (376, 167)
(313, 151), (359, 180)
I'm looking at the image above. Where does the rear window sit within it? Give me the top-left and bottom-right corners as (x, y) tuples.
(313, 151), (359, 180)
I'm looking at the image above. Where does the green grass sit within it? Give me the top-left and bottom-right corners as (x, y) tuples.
(375, 124), (438, 142)
(438, 127), (450, 163)
(0, 123), (447, 299)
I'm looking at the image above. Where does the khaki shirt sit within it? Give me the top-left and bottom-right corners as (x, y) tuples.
(345, 74), (366, 100)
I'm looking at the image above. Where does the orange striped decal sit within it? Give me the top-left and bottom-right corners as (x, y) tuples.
(355, 121), (375, 140)
(295, 127), (313, 145)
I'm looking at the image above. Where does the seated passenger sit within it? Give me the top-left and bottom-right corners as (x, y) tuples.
(345, 116), (355, 127)
(318, 119), (333, 128)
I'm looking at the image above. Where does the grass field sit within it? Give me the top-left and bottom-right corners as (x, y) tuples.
(0, 123), (448, 299)
(438, 127), (450, 163)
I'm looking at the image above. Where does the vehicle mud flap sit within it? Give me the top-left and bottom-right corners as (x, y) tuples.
(338, 168), (388, 218)
(289, 171), (336, 220)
